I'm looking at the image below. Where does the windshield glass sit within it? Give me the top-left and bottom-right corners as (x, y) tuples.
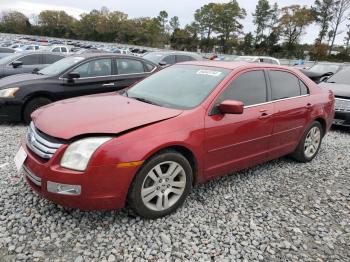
(309, 64), (340, 73)
(327, 68), (350, 84)
(39, 56), (85, 76)
(127, 65), (230, 109)
(0, 53), (20, 65)
(143, 52), (165, 64)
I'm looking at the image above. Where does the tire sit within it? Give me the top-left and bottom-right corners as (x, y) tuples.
(128, 150), (193, 219)
(23, 97), (52, 124)
(290, 121), (323, 162)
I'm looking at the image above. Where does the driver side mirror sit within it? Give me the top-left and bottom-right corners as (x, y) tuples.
(159, 61), (167, 67)
(66, 72), (80, 83)
(12, 61), (23, 68)
(218, 100), (244, 114)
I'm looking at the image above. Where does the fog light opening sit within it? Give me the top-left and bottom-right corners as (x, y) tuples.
(47, 181), (81, 196)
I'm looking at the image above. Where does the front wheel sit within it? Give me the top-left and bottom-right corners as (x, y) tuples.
(128, 150), (193, 219)
(23, 97), (52, 124)
(291, 121), (323, 162)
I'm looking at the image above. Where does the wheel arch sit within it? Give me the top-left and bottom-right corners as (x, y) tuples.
(141, 144), (200, 185)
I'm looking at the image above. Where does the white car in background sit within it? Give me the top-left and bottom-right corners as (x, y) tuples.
(14, 45), (42, 53)
(234, 56), (280, 65)
(48, 45), (70, 54)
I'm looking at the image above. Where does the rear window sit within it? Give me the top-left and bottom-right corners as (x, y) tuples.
(269, 71), (301, 100)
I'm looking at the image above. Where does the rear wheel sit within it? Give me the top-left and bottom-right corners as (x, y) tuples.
(128, 150), (193, 219)
(23, 97), (52, 124)
(291, 121), (323, 162)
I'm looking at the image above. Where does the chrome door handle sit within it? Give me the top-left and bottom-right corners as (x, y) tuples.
(102, 83), (115, 87)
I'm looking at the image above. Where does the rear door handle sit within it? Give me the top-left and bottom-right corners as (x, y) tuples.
(305, 103), (312, 110)
(102, 83), (115, 87)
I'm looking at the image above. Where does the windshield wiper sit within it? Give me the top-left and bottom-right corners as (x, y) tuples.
(130, 96), (160, 106)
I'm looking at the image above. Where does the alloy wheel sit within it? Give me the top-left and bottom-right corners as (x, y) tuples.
(141, 161), (186, 211)
(304, 126), (321, 158)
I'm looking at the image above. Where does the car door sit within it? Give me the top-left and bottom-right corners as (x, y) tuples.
(5, 54), (42, 76)
(42, 54), (64, 68)
(267, 70), (312, 159)
(59, 58), (116, 99)
(114, 58), (152, 90)
(204, 70), (274, 179)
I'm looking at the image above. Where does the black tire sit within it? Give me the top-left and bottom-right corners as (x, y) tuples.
(290, 121), (323, 162)
(128, 150), (193, 219)
(23, 97), (52, 124)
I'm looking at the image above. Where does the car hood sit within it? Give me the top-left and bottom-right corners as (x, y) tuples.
(32, 93), (183, 140)
(0, 73), (49, 89)
(319, 82), (350, 98)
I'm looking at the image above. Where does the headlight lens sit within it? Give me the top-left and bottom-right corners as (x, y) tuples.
(60, 137), (112, 171)
(0, 87), (20, 97)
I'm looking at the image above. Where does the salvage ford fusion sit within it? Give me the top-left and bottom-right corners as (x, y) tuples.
(15, 61), (335, 218)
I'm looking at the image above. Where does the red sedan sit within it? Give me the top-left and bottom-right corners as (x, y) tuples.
(15, 61), (335, 218)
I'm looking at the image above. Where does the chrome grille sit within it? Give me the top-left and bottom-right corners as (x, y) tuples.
(335, 98), (350, 113)
(26, 122), (62, 159)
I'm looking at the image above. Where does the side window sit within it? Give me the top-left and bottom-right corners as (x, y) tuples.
(116, 59), (145, 74)
(218, 70), (267, 106)
(269, 71), (300, 100)
(145, 63), (156, 72)
(35, 46), (39, 50)
(18, 54), (41, 65)
(72, 59), (112, 78)
(43, 54), (63, 64)
(300, 80), (309, 95)
(52, 47), (60, 52)
(176, 55), (195, 63)
(162, 55), (176, 65)
(61, 47), (67, 53)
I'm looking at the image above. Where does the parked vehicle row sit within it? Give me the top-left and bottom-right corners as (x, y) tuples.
(0, 54), (158, 123)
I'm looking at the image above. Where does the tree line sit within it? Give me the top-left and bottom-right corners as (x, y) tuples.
(1, 0), (350, 61)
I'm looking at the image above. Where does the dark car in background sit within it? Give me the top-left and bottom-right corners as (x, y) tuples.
(143, 51), (203, 66)
(319, 68), (350, 127)
(0, 52), (65, 78)
(300, 63), (350, 83)
(0, 54), (158, 123)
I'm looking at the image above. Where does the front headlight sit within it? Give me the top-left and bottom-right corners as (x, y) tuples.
(60, 137), (113, 171)
(0, 87), (20, 98)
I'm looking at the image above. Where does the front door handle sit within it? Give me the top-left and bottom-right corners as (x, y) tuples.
(258, 112), (271, 120)
(102, 83), (115, 87)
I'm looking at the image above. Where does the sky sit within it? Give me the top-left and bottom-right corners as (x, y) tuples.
(0, 0), (348, 45)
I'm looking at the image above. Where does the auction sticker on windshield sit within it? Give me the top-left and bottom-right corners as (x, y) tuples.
(196, 70), (222, 76)
(14, 146), (27, 172)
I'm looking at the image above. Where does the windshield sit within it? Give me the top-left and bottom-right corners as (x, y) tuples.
(127, 65), (230, 109)
(0, 53), (20, 65)
(327, 68), (350, 84)
(143, 52), (165, 64)
(39, 56), (85, 76)
(309, 64), (340, 73)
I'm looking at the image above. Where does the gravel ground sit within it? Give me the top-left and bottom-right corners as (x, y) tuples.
(0, 123), (349, 262)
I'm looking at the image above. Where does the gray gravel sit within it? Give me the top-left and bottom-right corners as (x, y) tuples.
(0, 123), (349, 261)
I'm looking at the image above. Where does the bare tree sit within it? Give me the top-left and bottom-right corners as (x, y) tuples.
(329, 0), (350, 54)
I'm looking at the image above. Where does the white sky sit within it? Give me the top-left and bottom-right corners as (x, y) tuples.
(0, 0), (348, 45)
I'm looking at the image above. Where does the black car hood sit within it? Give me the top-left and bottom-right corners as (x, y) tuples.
(319, 82), (350, 98)
(0, 73), (49, 89)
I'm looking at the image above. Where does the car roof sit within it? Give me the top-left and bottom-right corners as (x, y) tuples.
(68, 53), (159, 65)
(177, 61), (288, 70)
(146, 51), (201, 57)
